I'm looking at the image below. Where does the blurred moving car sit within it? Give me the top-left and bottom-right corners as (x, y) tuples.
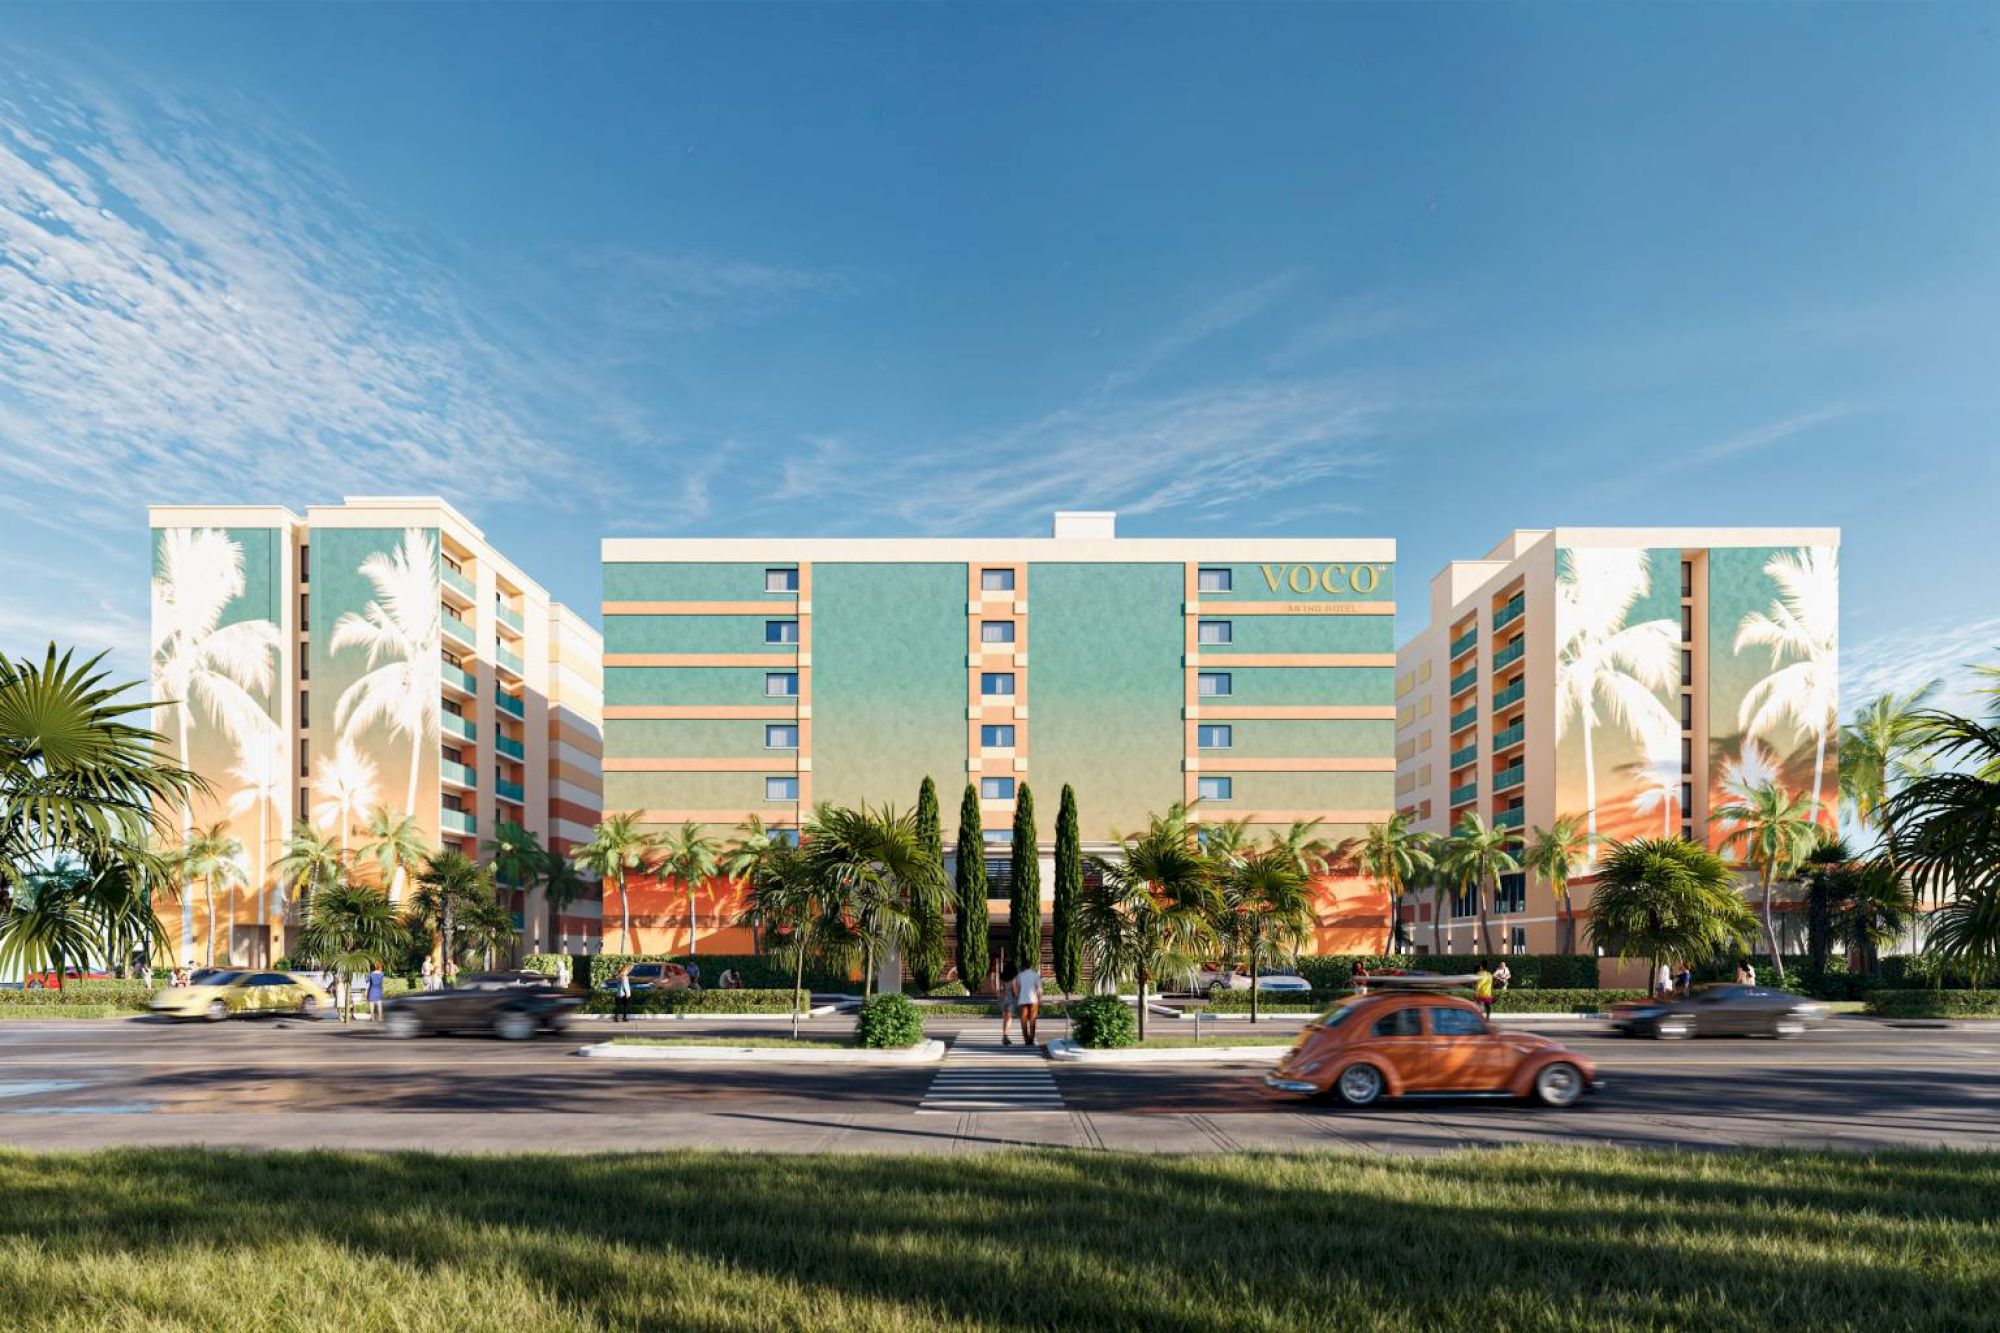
(383, 971), (581, 1040)
(1607, 985), (1827, 1039)
(599, 961), (690, 994)
(24, 968), (112, 989)
(150, 970), (333, 1022)
(1185, 963), (1314, 995)
(1264, 991), (1599, 1108)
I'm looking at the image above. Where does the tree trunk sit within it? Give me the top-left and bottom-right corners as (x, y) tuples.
(1760, 864), (1785, 980)
(1477, 875), (1494, 954)
(205, 874), (218, 967)
(686, 883), (699, 958)
(1136, 968), (1148, 1042)
(1430, 889), (1444, 955)
(177, 709), (195, 961)
(791, 946), (807, 1039)
(1249, 940), (1260, 1025)
(616, 871), (632, 955)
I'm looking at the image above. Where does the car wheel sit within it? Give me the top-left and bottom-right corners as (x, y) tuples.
(1533, 1062), (1586, 1108)
(204, 999), (228, 1023)
(1334, 1063), (1385, 1107)
(1772, 1020), (1806, 1040)
(383, 1010), (422, 1040)
(1654, 1017), (1693, 1040)
(493, 1008), (536, 1041)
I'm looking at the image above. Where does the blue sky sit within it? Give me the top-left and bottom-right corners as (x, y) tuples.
(0, 5), (1995, 709)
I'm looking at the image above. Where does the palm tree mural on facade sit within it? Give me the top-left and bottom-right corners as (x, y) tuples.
(1626, 742), (1684, 839)
(1554, 548), (1680, 859)
(150, 528), (282, 954)
(1735, 547), (1839, 824)
(330, 527), (440, 902)
(312, 739), (379, 855)
(224, 728), (289, 933)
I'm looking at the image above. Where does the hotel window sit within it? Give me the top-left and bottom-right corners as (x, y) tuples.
(765, 724), (799, 749)
(1197, 567), (1232, 593)
(773, 827), (800, 847)
(298, 545), (310, 581)
(765, 672), (799, 697)
(982, 828), (1011, 846)
(1509, 926), (1528, 953)
(1197, 620), (1232, 645)
(1681, 782), (1694, 814)
(980, 777), (1016, 800)
(765, 567), (799, 593)
(1680, 649), (1692, 687)
(981, 724), (1016, 747)
(1196, 724), (1233, 748)
(1681, 694), (1692, 729)
(1496, 872), (1526, 915)
(299, 690), (309, 729)
(765, 776), (799, 802)
(981, 672), (1015, 696)
(1681, 605), (1693, 641)
(298, 592), (309, 625)
(1197, 776), (1233, 801)
(980, 621), (1016, 644)
(1681, 737), (1693, 772)
(980, 568), (1015, 592)
(443, 746), (463, 765)
(1681, 560), (1694, 597)
(299, 738), (310, 778)
(1197, 671), (1232, 697)
(765, 620), (799, 644)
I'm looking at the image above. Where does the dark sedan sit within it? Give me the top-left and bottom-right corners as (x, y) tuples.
(1607, 985), (1827, 1040)
(381, 971), (581, 1040)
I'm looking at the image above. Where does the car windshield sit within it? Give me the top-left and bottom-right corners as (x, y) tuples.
(202, 971), (245, 987)
(1256, 969), (1299, 978)
(1311, 997), (1365, 1028)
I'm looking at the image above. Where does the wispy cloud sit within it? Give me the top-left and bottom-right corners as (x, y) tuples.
(1268, 297), (1422, 369)
(1099, 271), (1304, 393)
(1844, 614), (2000, 718)
(1688, 407), (1854, 466)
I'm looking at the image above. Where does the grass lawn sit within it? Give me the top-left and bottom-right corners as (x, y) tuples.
(1121, 1034), (1299, 1049)
(607, 1035), (859, 1050)
(0, 1147), (1995, 1330)
(0, 1006), (133, 1019)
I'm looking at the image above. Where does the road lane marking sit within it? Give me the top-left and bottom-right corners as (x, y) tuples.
(919, 1037), (1064, 1113)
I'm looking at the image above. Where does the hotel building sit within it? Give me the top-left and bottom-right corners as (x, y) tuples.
(1394, 528), (1839, 954)
(149, 496), (604, 967)
(601, 511), (1398, 961)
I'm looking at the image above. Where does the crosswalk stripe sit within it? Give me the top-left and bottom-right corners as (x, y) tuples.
(917, 1036), (1066, 1114)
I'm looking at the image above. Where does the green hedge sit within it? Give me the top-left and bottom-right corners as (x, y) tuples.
(0, 980), (155, 1010)
(1864, 990), (2000, 1019)
(1287, 955), (1602, 992)
(1070, 994), (1137, 1048)
(580, 988), (808, 1015)
(0, 1004), (127, 1019)
(925, 981), (969, 998)
(1492, 988), (1645, 1013)
(1200, 991), (1326, 1012)
(549, 953), (856, 993)
(856, 994), (925, 1048)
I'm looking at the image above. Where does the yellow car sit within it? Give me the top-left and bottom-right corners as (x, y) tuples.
(150, 970), (334, 1022)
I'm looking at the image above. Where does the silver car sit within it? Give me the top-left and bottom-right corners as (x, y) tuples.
(1609, 985), (1827, 1039)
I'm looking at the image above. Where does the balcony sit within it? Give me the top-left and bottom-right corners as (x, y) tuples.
(1449, 744), (1478, 771)
(495, 776), (525, 805)
(496, 601), (525, 636)
(441, 713), (476, 743)
(440, 759), (476, 790)
(494, 733), (525, 762)
(1449, 782), (1478, 808)
(1492, 720), (1525, 752)
(1449, 705), (1478, 734)
(441, 609), (475, 649)
(495, 645), (525, 678)
(1493, 807), (1525, 830)
(442, 661), (476, 696)
(441, 564), (475, 603)
(496, 688), (525, 720)
(1493, 762), (1525, 793)
(1449, 667), (1478, 696)
(1492, 637), (1524, 672)
(1492, 679), (1525, 712)
(1493, 595), (1525, 633)
(441, 808), (476, 837)
(1449, 627), (1478, 660)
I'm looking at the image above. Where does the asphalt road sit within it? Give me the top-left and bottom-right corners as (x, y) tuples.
(1, 1014), (1995, 1155)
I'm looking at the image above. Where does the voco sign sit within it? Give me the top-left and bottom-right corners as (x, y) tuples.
(1258, 563), (1388, 595)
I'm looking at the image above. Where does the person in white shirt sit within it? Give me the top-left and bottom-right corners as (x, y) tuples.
(1012, 965), (1043, 1045)
(1656, 962), (1673, 997)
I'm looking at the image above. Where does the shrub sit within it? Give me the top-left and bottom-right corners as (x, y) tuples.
(1287, 955), (1604, 992)
(855, 994), (924, 1048)
(926, 980), (969, 997)
(1490, 988), (1645, 1013)
(1201, 991), (1326, 1012)
(579, 988), (805, 1015)
(572, 953), (854, 994)
(1863, 990), (2000, 1019)
(1070, 994), (1138, 1048)
(0, 980), (155, 1010)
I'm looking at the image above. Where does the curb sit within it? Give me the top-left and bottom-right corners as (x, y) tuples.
(574, 1005), (839, 1023)
(576, 1038), (946, 1064)
(1046, 1038), (1287, 1064)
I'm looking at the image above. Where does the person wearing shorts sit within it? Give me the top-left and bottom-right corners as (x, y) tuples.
(997, 958), (1019, 1046)
(1013, 964), (1043, 1046)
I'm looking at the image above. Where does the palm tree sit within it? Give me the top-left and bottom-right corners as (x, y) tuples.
(1266, 818), (1334, 880)
(1437, 812), (1520, 955)
(312, 740), (378, 855)
(483, 820), (545, 958)
(330, 528), (441, 822)
(0, 865), (101, 988)
(454, 892), (518, 970)
(1882, 713), (2000, 926)
(359, 806), (429, 906)
(1588, 837), (1758, 984)
(82, 845), (175, 977)
(1554, 548), (1681, 857)
(1736, 547), (1840, 821)
(1839, 683), (1940, 846)
(274, 823), (346, 918)
(654, 821), (724, 959)
(571, 813), (655, 955)
(1831, 860), (1915, 978)
(293, 883), (406, 1020)
(1081, 808), (1218, 1040)
(181, 821), (247, 966)
(722, 815), (789, 954)
(736, 842), (860, 1036)
(802, 803), (942, 996)
(1338, 813), (1433, 955)
(1523, 814), (1596, 954)
(1714, 778), (1824, 979)
(539, 853), (588, 955)
(408, 848), (494, 973)
(1213, 845), (1312, 1023)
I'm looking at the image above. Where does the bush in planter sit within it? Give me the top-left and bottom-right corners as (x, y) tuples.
(1202, 990), (1327, 1012)
(1490, 988), (1645, 1013)
(580, 988), (804, 1015)
(856, 993), (925, 1048)
(1070, 994), (1138, 1048)
(926, 980), (969, 998)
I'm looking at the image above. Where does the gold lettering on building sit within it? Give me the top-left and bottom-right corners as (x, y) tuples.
(1256, 564), (1391, 598)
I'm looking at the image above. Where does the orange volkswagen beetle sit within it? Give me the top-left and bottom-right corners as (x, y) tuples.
(1264, 986), (1600, 1108)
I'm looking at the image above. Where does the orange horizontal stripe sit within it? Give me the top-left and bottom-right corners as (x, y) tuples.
(550, 797), (600, 827)
(604, 705), (795, 720)
(1213, 810), (1393, 824)
(605, 757), (797, 773)
(606, 653), (794, 668)
(604, 601), (795, 615)
(1189, 602), (1394, 616)
(1193, 653), (1396, 668)
(1196, 705), (1396, 720)
(634, 809), (795, 826)
(1199, 757), (1395, 772)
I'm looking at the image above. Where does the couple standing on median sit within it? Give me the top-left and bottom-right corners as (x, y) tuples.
(993, 955), (1043, 1047)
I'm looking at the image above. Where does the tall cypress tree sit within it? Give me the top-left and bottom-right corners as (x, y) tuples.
(954, 782), (989, 989)
(909, 776), (946, 991)
(1009, 783), (1041, 968)
(1052, 783), (1082, 996)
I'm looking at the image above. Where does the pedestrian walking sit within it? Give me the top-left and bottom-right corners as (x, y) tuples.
(614, 964), (634, 1023)
(1676, 961), (1694, 998)
(1013, 961), (1043, 1046)
(420, 958), (436, 992)
(997, 956), (1019, 1046)
(1492, 960), (1512, 993)
(553, 957), (571, 990)
(686, 960), (702, 991)
(1741, 959), (1758, 985)
(1474, 962), (1495, 1019)
(1351, 961), (1370, 995)
(366, 962), (385, 1024)
(1657, 962), (1674, 997)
